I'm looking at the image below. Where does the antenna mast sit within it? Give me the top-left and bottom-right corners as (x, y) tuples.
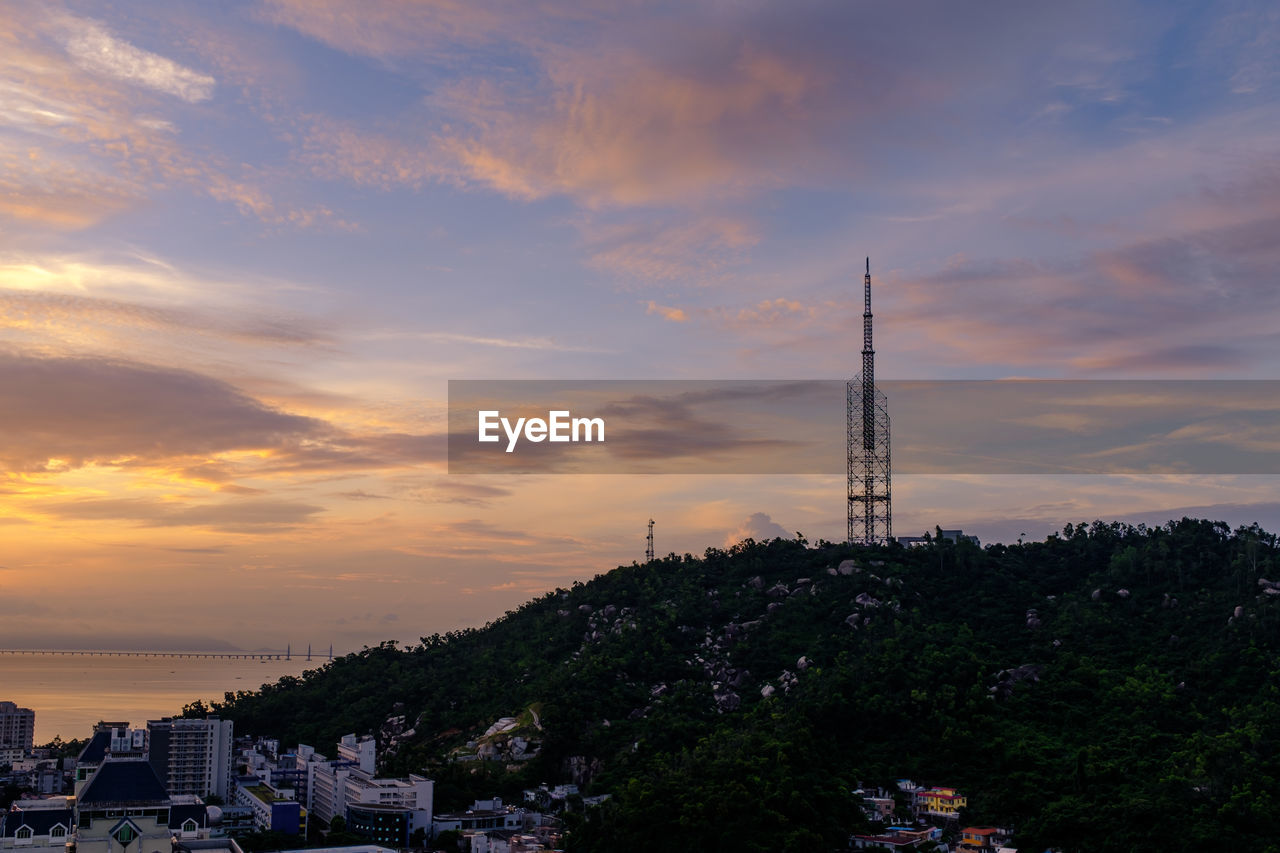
(847, 257), (892, 545)
(645, 519), (655, 562)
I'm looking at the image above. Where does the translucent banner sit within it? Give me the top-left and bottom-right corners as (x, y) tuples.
(447, 380), (1280, 474)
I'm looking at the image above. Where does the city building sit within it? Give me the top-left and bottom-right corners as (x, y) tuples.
(461, 831), (549, 853)
(897, 529), (981, 547)
(914, 786), (967, 820)
(959, 826), (1001, 851)
(233, 777), (305, 836)
(73, 723), (146, 793)
(432, 799), (522, 836)
(148, 716), (234, 801)
(74, 757), (213, 853)
(301, 734), (432, 839)
(0, 798), (73, 850)
(0, 703), (35, 754)
(854, 786), (897, 823)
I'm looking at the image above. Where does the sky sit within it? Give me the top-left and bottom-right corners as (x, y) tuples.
(1, 0), (1279, 651)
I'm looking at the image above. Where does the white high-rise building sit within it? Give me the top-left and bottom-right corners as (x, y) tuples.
(147, 717), (234, 800)
(305, 735), (432, 837)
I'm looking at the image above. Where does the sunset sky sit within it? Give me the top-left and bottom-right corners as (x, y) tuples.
(2, 0), (1279, 651)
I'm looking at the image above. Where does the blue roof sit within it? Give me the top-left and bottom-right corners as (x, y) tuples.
(0, 808), (74, 838)
(78, 759), (169, 805)
(169, 804), (209, 829)
(76, 730), (112, 764)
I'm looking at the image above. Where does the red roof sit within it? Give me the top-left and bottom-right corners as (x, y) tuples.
(962, 827), (998, 836)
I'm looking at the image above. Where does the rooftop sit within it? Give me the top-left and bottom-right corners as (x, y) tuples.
(78, 759), (168, 806)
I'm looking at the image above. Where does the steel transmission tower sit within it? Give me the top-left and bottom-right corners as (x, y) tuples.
(847, 257), (891, 545)
(645, 519), (655, 562)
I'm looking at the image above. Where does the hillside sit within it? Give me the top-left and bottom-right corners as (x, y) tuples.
(192, 519), (1280, 852)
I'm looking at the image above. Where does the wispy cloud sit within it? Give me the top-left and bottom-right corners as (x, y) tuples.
(61, 16), (216, 103)
(365, 330), (599, 352)
(584, 216), (758, 284)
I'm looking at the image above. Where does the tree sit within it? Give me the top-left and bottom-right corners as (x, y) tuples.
(433, 829), (462, 852)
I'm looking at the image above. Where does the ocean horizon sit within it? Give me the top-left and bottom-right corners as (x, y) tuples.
(1, 652), (321, 743)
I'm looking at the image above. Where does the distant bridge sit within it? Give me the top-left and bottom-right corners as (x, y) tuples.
(0, 646), (333, 661)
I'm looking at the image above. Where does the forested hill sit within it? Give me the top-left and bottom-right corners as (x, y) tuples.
(194, 519), (1280, 852)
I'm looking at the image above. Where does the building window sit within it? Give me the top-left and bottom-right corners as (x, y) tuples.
(15, 827), (33, 843)
(51, 826), (67, 839)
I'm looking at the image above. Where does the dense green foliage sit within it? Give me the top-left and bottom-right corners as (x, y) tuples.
(192, 519), (1280, 852)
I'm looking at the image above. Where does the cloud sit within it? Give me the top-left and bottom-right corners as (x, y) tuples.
(646, 301), (687, 323)
(34, 496), (324, 531)
(412, 331), (595, 351)
(0, 151), (140, 229)
(281, 2), (1001, 208)
(709, 297), (830, 332)
(441, 43), (836, 207)
(585, 216), (758, 283)
(411, 480), (513, 506)
(0, 7), (348, 231)
(0, 352), (443, 482)
(260, 0), (505, 60)
(725, 511), (790, 547)
(0, 351), (325, 472)
(61, 16), (216, 103)
(0, 287), (334, 348)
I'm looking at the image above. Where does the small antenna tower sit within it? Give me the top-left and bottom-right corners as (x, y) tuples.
(847, 257), (892, 545)
(645, 519), (655, 562)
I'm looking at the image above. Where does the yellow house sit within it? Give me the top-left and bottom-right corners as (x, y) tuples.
(916, 786), (966, 818)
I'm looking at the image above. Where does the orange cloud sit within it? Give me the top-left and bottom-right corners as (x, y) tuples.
(583, 216), (758, 283)
(0, 352), (443, 480)
(441, 45), (828, 207)
(646, 301), (688, 323)
(275, 2), (863, 209)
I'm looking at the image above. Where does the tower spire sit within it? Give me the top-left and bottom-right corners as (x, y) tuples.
(848, 258), (891, 545)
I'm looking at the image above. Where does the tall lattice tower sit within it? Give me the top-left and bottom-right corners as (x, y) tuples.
(848, 257), (891, 545)
(645, 519), (655, 562)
